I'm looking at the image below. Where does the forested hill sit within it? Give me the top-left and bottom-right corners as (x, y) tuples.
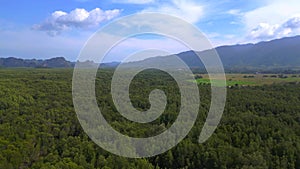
(1, 36), (300, 69)
(216, 35), (300, 67)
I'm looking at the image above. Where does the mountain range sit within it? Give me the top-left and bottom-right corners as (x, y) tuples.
(126, 35), (300, 72)
(0, 57), (74, 68)
(1, 36), (300, 71)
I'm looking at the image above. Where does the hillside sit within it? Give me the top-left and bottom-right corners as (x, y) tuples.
(126, 36), (300, 71)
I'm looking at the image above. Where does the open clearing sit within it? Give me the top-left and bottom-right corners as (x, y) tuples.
(194, 74), (300, 86)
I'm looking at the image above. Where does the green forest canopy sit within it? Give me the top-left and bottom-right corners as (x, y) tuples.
(0, 68), (299, 169)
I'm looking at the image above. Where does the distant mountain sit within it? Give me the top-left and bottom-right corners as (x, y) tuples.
(0, 57), (121, 68)
(0, 57), (74, 68)
(100, 62), (120, 68)
(216, 35), (300, 68)
(124, 36), (300, 71)
(1, 36), (300, 70)
(41, 57), (74, 68)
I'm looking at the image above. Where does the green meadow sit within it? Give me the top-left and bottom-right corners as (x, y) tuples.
(194, 74), (300, 86)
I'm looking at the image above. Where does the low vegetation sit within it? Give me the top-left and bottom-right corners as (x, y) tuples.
(194, 73), (300, 86)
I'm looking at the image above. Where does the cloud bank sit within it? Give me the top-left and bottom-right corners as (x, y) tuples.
(33, 8), (121, 36)
(248, 16), (300, 41)
(244, 0), (300, 30)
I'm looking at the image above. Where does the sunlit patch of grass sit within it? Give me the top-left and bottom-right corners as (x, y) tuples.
(193, 78), (254, 86)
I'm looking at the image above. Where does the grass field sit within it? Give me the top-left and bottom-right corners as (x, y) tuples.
(194, 74), (300, 86)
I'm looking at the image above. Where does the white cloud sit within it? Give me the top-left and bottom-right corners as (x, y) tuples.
(248, 16), (300, 41)
(33, 8), (121, 36)
(239, 0), (300, 42)
(227, 9), (242, 16)
(142, 0), (204, 24)
(249, 23), (279, 40)
(112, 0), (155, 4)
(243, 0), (300, 30)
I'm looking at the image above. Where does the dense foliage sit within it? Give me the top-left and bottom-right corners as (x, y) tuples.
(0, 68), (300, 169)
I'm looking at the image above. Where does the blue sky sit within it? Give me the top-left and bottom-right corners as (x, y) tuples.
(1, 0), (300, 61)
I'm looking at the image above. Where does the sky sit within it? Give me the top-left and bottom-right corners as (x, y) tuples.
(1, 0), (300, 62)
